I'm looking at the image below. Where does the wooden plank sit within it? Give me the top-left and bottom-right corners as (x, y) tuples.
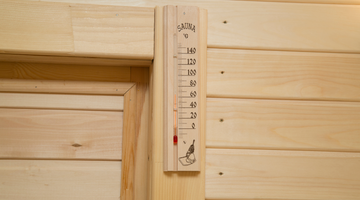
(28, 0), (360, 53)
(0, 79), (134, 95)
(130, 68), (150, 200)
(121, 85), (137, 200)
(237, 0), (360, 4)
(207, 98), (360, 152)
(0, 54), (151, 67)
(206, 148), (360, 200)
(0, 160), (121, 200)
(0, 108), (122, 160)
(0, 61), (131, 82)
(0, 0), (154, 60)
(204, 1), (360, 53)
(147, 6), (207, 200)
(207, 48), (360, 101)
(0, 0), (74, 55)
(70, 4), (154, 59)
(0, 93), (124, 111)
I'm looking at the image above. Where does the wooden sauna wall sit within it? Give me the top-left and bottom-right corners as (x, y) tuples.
(0, 61), (148, 199)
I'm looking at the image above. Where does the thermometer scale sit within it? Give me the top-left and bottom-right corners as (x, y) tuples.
(163, 5), (200, 171)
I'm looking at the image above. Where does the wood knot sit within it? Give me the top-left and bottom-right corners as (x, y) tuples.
(72, 143), (82, 147)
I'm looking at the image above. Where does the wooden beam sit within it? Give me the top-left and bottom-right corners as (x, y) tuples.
(148, 6), (207, 200)
(0, 108), (122, 160)
(207, 98), (360, 152)
(25, 0), (360, 53)
(0, 0), (154, 60)
(121, 85), (137, 200)
(207, 48), (360, 101)
(206, 148), (360, 200)
(0, 54), (151, 67)
(130, 67), (150, 200)
(0, 79), (134, 95)
(0, 160), (121, 200)
(0, 61), (131, 82)
(0, 93), (124, 111)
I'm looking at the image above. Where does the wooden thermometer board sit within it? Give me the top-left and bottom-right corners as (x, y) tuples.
(163, 5), (200, 171)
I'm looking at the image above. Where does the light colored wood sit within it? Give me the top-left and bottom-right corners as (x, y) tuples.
(0, 108), (122, 160)
(207, 98), (360, 152)
(70, 4), (154, 59)
(130, 67), (150, 200)
(0, 54), (151, 67)
(163, 6), (201, 172)
(0, 93), (124, 111)
(0, 160), (121, 200)
(148, 6), (206, 200)
(0, 61), (131, 82)
(28, 0), (360, 53)
(0, 0), (74, 55)
(121, 85), (137, 200)
(206, 148), (360, 200)
(207, 48), (360, 101)
(0, 79), (134, 95)
(0, 0), (154, 59)
(238, 0), (360, 4)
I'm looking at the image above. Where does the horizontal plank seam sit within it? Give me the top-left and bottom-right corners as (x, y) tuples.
(231, 0), (360, 5)
(208, 46), (360, 55)
(0, 158), (122, 161)
(206, 146), (360, 154)
(0, 106), (124, 112)
(206, 95), (360, 104)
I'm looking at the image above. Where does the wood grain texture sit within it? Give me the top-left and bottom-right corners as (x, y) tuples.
(207, 48), (360, 101)
(0, 0), (74, 54)
(0, 108), (123, 160)
(28, 0), (360, 53)
(0, 93), (124, 111)
(0, 54), (152, 67)
(70, 4), (154, 59)
(0, 160), (121, 200)
(0, 79), (134, 95)
(130, 68), (150, 200)
(148, 7), (207, 200)
(121, 85), (137, 200)
(0, 61), (131, 82)
(0, 0), (154, 59)
(207, 98), (360, 152)
(206, 148), (360, 200)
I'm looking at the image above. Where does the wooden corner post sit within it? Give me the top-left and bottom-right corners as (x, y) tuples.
(149, 5), (207, 199)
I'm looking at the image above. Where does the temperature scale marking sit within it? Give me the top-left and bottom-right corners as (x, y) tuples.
(163, 5), (200, 171)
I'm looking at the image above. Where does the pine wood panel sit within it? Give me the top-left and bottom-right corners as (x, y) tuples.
(0, 160), (121, 200)
(0, 108), (123, 160)
(206, 148), (360, 200)
(207, 49), (360, 101)
(0, 0), (74, 54)
(0, 79), (134, 95)
(0, 62), (131, 82)
(130, 68), (150, 200)
(0, 93), (124, 111)
(207, 98), (360, 151)
(70, 4), (154, 59)
(147, 7), (207, 200)
(28, 0), (360, 53)
(0, 54), (151, 67)
(0, 0), (154, 59)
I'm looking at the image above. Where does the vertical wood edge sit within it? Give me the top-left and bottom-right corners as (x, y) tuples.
(121, 85), (137, 200)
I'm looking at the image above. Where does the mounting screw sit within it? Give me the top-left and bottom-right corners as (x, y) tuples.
(220, 118), (224, 122)
(221, 71), (225, 74)
(223, 20), (227, 24)
(219, 172), (224, 176)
